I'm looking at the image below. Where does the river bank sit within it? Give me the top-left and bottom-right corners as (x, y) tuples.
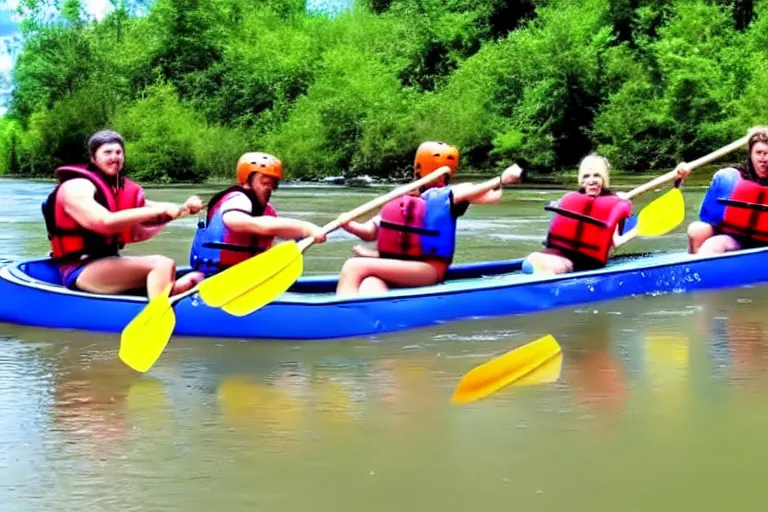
(0, 161), (731, 190)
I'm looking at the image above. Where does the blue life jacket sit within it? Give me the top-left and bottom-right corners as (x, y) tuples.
(698, 167), (741, 226)
(376, 186), (457, 262)
(189, 186), (277, 276)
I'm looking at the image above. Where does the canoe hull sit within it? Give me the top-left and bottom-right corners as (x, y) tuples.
(0, 248), (766, 340)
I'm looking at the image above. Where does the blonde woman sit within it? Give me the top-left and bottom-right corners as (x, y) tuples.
(522, 154), (633, 274)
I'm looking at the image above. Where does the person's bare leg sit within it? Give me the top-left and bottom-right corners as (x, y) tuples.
(336, 258), (442, 297)
(358, 276), (389, 296)
(525, 248), (574, 274)
(687, 221), (715, 254)
(697, 234), (742, 256)
(75, 255), (193, 299)
(171, 271), (205, 295)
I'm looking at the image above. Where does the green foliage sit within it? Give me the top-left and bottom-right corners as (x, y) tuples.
(112, 84), (248, 182)
(594, 0), (753, 169)
(0, 118), (23, 175)
(1, 0), (765, 181)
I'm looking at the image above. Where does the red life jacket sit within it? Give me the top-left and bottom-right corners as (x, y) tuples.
(42, 165), (145, 263)
(376, 187), (456, 262)
(545, 192), (632, 265)
(718, 178), (768, 243)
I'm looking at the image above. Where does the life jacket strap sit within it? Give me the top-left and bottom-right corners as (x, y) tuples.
(202, 242), (263, 254)
(717, 198), (768, 212)
(379, 220), (440, 237)
(544, 205), (609, 228)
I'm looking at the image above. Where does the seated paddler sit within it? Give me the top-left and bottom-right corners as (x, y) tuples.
(42, 130), (205, 298)
(678, 127), (768, 256)
(189, 152), (326, 276)
(522, 154), (633, 275)
(335, 140), (523, 297)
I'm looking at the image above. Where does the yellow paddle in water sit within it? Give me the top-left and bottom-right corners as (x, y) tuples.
(118, 284), (176, 373)
(118, 166), (453, 373)
(451, 335), (563, 405)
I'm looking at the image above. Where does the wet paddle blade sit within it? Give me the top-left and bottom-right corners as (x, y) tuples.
(451, 335), (562, 405)
(513, 351), (563, 387)
(636, 188), (685, 237)
(197, 241), (302, 308)
(119, 284), (176, 373)
(220, 253), (303, 317)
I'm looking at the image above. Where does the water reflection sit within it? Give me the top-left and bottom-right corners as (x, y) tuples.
(215, 351), (452, 448)
(559, 315), (631, 427)
(695, 290), (768, 389)
(8, 178), (768, 509)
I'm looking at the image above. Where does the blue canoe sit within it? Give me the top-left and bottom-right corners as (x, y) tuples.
(0, 248), (766, 340)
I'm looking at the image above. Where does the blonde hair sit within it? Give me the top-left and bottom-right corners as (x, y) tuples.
(577, 154), (611, 188)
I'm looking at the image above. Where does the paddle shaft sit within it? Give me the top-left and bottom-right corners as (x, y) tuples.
(616, 135), (751, 244)
(297, 166), (453, 251)
(624, 134), (750, 200)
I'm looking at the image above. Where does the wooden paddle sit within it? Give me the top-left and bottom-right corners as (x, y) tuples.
(118, 166), (453, 373)
(210, 165), (524, 316)
(614, 134), (751, 244)
(451, 334), (563, 404)
(622, 133), (751, 200)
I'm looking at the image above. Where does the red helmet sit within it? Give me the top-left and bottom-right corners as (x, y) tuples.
(414, 141), (459, 178)
(236, 152), (283, 185)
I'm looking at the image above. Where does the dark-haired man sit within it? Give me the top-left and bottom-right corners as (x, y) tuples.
(43, 130), (204, 298)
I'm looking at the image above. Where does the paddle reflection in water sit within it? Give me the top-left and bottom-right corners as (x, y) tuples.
(50, 357), (174, 460)
(214, 351), (473, 456)
(217, 373), (307, 449)
(694, 288), (768, 388)
(217, 359), (375, 447)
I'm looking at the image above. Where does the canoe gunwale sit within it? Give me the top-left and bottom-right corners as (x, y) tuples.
(1, 247), (768, 340)
(2, 247), (768, 306)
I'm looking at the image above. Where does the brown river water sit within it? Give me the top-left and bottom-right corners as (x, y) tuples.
(1, 178), (767, 511)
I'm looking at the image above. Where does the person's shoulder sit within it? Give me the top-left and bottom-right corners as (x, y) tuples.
(219, 189), (253, 211)
(716, 166), (744, 177)
(59, 177), (96, 199)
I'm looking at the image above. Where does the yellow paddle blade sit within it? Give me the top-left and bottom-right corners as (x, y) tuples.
(220, 252), (303, 317)
(635, 187), (685, 237)
(513, 351), (564, 387)
(197, 240), (301, 308)
(451, 335), (562, 405)
(118, 284), (176, 373)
